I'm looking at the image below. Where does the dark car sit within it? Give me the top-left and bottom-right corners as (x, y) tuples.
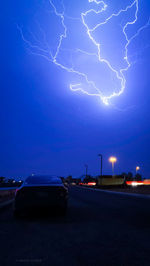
(14, 175), (68, 217)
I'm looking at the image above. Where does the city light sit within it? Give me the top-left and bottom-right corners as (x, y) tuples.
(136, 166), (140, 173)
(109, 156), (117, 176)
(109, 157), (117, 164)
(131, 181), (138, 187)
(126, 180), (150, 186)
(87, 182), (96, 186)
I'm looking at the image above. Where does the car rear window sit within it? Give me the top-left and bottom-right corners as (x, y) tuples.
(25, 176), (62, 185)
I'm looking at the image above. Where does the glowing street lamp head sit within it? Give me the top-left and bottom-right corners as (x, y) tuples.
(109, 156), (117, 163)
(136, 166), (140, 171)
(109, 156), (117, 176)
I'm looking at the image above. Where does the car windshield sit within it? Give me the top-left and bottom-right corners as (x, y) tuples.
(25, 176), (62, 185)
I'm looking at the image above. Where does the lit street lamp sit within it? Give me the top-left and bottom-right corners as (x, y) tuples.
(136, 166), (140, 174)
(109, 156), (117, 176)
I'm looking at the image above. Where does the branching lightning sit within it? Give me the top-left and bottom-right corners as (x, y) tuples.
(19, 0), (150, 106)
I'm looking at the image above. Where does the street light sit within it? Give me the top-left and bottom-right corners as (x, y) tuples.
(109, 156), (117, 176)
(136, 166), (140, 174)
(98, 154), (103, 176)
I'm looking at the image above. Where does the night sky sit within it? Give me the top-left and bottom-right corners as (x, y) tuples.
(1, 0), (150, 179)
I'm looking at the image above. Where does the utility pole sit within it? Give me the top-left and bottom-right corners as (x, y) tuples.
(85, 164), (88, 178)
(98, 154), (103, 177)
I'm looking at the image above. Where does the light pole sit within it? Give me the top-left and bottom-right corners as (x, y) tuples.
(109, 156), (117, 176)
(85, 164), (88, 178)
(136, 166), (140, 174)
(98, 154), (103, 177)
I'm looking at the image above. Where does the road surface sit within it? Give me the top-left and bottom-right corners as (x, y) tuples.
(1, 186), (150, 266)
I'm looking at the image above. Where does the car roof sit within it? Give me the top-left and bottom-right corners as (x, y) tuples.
(24, 175), (62, 185)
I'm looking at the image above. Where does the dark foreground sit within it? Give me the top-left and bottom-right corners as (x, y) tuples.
(1, 186), (150, 266)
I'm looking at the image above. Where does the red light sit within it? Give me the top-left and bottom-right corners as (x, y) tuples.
(126, 180), (150, 186)
(87, 182), (96, 186)
(79, 182), (96, 186)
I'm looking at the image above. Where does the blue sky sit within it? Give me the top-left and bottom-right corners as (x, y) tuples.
(1, 0), (150, 178)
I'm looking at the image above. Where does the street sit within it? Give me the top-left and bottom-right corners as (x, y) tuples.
(1, 186), (150, 266)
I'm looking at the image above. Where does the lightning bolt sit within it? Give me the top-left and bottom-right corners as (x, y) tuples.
(19, 0), (150, 106)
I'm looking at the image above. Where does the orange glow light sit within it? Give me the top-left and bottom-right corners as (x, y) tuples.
(109, 157), (117, 163)
(136, 166), (140, 171)
(87, 182), (96, 186)
(126, 180), (150, 186)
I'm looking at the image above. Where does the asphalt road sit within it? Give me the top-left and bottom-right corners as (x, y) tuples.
(1, 186), (150, 266)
